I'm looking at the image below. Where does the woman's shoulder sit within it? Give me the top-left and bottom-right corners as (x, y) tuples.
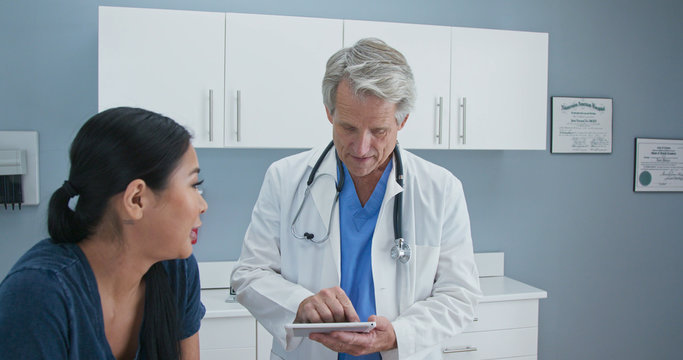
(0, 240), (106, 359)
(1, 239), (96, 305)
(0, 240), (81, 313)
(5, 239), (83, 279)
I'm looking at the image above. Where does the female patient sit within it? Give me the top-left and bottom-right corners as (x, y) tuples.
(0, 107), (208, 359)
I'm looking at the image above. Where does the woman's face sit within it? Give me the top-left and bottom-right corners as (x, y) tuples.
(140, 145), (208, 261)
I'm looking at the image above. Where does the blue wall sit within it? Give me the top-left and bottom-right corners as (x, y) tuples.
(1, 0), (681, 358)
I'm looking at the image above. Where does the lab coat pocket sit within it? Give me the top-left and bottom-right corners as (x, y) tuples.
(413, 244), (440, 300)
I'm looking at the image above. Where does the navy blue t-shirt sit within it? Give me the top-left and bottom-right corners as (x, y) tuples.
(0, 239), (206, 359)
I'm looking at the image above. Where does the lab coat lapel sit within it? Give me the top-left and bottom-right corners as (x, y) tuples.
(309, 147), (342, 282)
(373, 152), (405, 319)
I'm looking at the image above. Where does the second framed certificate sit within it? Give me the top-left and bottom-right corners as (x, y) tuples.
(551, 97), (613, 153)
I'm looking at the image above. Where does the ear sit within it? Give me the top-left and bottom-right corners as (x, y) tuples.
(398, 113), (409, 131)
(121, 179), (147, 221)
(325, 106), (334, 125)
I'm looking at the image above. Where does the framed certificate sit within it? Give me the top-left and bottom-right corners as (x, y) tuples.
(551, 97), (613, 153)
(634, 138), (683, 192)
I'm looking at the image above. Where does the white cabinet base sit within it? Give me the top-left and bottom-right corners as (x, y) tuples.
(443, 327), (538, 359)
(199, 316), (255, 356)
(198, 253), (547, 360)
(201, 348), (256, 360)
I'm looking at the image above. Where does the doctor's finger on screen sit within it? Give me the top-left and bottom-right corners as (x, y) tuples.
(309, 315), (397, 356)
(294, 286), (360, 323)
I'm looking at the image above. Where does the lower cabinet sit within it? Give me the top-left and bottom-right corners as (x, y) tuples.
(198, 270), (546, 360)
(443, 327), (538, 359)
(257, 322), (274, 360)
(201, 348), (255, 360)
(199, 299), (541, 360)
(199, 316), (256, 359)
(442, 299), (541, 359)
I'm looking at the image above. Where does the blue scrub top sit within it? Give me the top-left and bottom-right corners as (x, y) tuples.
(0, 239), (205, 359)
(338, 160), (392, 360)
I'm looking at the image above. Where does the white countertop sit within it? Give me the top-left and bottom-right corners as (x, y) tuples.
(478, 276), (547, 303)
(202, 289), (251, 318)
(202, 276), (547, 318)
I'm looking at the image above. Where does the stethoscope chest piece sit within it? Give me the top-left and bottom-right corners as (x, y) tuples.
(391, 238), (411, 263)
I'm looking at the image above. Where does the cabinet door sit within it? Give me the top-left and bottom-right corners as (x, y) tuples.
(343, 20), (452, 149)
(199, 316), (256, 360)
(257, 321), (273, 360)
(98, 7), (225, 148)
(450, 27), (548, 150)
(225, 13), (343, 148)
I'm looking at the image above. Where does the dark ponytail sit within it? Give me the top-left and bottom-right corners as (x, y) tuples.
(47, 183), (89, 244)
(47, 107), (191, 359)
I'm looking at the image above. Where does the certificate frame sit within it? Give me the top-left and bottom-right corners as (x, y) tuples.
(551, 96), (613, 154)
(634, 138), (683, 192)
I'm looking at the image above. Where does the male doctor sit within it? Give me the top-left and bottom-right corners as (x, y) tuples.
(231, 38), (481, 359)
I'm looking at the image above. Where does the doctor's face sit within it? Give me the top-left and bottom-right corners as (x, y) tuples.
(327, 80), (406, 181)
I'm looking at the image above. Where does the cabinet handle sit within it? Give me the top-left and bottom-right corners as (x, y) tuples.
(236, 90), (242, 142)
(436, 96), (443, 145)
(459, 97), (467, 145)
(443, 346), (478, 354)
(208, 89), (214, 142)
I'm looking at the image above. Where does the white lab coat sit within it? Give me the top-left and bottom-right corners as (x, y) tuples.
(231, 144), (481, 360)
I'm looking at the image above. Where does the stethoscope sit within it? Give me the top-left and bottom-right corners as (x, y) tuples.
(290, 141), (411, 263)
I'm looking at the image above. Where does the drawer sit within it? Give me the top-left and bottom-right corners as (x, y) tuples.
(442, 327), (538, 359)
(200, 348), (255, 360)
(465, 299), (539, 333)
(200, 316), (256, 349)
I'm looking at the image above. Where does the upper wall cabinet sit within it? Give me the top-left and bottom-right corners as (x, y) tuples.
(343, 21), (548, 150)
(99, 7), (341, 148)
(450, 27), (549, 150)
(344, 20), (452, 150)
(99, 7), (548, 150)
(224, 14), (342, 148)
(98, 7), (226, 148)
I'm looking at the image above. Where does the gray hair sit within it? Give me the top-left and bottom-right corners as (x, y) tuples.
(322, 38), (416, 125)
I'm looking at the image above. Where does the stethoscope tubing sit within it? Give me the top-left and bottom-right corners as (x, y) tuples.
(291, 140), (409, 263)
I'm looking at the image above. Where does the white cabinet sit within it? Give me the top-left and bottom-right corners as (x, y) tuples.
(199, 316), (255, 359)
(225, 14), (342, 148)
(198, 254), (547, 360)
(443, 299), (541, 359)
(98, 7), (225, 148)
(343, 20), (452, 149)
(99, 7), (548, 150)
(450, 27), (548, 150)
(257, 321), (274, 360)
(198, 289), (259, 359)
(99, 8), (341, 149)
(342, 22), (548, 150)
(440, 272), (547, 360)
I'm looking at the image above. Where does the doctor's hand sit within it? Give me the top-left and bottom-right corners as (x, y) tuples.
(309, 315), (397, 355)
(294, 286), (360, 323)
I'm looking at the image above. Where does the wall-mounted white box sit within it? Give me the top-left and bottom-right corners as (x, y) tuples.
(0, 131), (39, 205)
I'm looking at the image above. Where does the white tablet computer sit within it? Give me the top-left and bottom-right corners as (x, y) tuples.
(285, 321), (376, 337)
